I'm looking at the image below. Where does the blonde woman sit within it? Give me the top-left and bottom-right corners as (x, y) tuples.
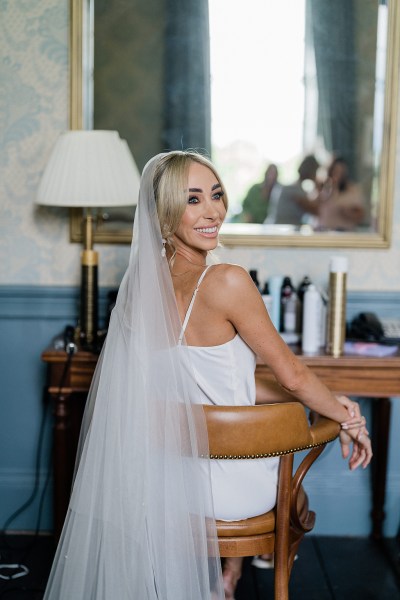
(44, 151), (371, 600)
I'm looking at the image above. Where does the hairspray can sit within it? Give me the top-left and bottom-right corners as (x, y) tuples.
(326, 256), (348, 357)
(302, 285), (321, 353)
(268, 275), (283, 331)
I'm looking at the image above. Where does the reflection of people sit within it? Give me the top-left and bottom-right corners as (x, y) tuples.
(44, 151), (372, 600)
(237, 164), (281, 223)
(316, 157), (365, 231)
(274, 155), (319, 225)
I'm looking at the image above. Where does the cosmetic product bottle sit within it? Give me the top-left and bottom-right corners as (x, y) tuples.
(261, 282), (273, 317)
(297, 276), (312, 302)
(302, 284), (321, 353)
(284, 292), (297, 333)
(280, 276), (294, 332)
(319, 290), (328, 348)
(297, 276), (312, 333)
(268, 275), (283, 331)
(326, 256), (348, 357)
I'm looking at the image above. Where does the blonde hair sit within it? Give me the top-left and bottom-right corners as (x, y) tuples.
(153, 151), (228, 242)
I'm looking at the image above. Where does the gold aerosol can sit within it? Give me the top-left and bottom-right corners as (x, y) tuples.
(326, 256), (348, 357)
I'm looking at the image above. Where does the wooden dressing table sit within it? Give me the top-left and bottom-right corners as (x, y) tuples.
(42, 347), (400, 540)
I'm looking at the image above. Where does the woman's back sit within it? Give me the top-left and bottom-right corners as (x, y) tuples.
(173, 264), (237, 347)
(174, 264), (279, 521)
(176, 265), (256, 405)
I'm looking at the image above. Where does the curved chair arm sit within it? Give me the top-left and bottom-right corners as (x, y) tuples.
(290, 415), (340, 533)
(309, 412), (341, 447)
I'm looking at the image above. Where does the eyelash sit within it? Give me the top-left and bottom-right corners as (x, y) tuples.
(187, 191), (224, 204)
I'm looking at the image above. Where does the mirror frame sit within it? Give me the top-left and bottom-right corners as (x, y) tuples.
(69, 0), (399, 248)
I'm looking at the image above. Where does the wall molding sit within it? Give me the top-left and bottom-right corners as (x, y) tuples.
(346, 290), (400, 319)
(1, 285), (399, 320)
(0, 469), (53, 531)
(0, 285), (115, 321)
(0, 468), (50, 488)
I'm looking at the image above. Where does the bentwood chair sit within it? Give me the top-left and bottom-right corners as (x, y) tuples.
(203, 402), (340, 600)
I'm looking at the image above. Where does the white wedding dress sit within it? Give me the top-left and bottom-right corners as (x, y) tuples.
(181, 266), (279, 520)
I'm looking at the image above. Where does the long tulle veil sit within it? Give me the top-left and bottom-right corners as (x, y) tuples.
(44, 154), (224, 599)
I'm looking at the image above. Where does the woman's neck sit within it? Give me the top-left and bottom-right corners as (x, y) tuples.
(168, 240), (207, 266)
(175, 249), (206, 266)
(168, 247), (207, 278)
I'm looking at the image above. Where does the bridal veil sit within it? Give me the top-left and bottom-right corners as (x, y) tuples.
(44, 153), (224, 599)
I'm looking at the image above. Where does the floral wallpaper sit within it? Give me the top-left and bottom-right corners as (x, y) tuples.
(0, 0), (399, 290)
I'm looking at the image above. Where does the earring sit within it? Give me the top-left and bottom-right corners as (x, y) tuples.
(161, 239), (167, 257)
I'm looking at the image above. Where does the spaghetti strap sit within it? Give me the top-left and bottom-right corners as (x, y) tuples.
(178, 265), (212, 344)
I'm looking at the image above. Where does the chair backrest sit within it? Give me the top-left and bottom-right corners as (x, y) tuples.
(203, 401), (340, 458)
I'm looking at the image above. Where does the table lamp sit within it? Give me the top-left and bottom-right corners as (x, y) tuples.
(36, 130), (140, 350)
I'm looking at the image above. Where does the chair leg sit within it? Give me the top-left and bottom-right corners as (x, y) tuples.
(274, 454), (294, 600)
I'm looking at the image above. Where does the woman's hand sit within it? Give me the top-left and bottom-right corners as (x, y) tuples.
(339, 428), (372, 470)
(336, 396), (372, 469)
(337, 395), (368, 432)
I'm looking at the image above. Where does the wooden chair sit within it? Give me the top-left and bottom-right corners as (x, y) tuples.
(203, 402), (341, 600)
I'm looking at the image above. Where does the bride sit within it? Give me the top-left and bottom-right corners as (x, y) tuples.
(44, 151), (371, 600)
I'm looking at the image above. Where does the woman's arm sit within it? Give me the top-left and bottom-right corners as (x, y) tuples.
(255, 377), (296, 404)
(213, 265), (372, 469)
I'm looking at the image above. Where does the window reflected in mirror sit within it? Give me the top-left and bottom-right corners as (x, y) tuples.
(210, 0), (386, 234)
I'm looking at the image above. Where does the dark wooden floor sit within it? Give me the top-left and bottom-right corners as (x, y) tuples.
(236, 537), (400, 600)
(0, 535), (399, 599)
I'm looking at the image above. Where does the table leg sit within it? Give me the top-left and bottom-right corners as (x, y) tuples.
(51, 391), (73, 541)
(371, 397), (391, 540)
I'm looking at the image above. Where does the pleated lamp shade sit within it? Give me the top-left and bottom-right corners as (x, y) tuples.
(36, 130), (140, 208)
(36, 130), (140, 351)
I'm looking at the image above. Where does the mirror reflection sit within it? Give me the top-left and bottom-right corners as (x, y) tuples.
(71, 0), (397, 247)
(210, 0), (383, 233)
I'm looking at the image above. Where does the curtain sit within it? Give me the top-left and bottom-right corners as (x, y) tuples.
(163, 0), (211, 154)
(307, 0), (357, 177)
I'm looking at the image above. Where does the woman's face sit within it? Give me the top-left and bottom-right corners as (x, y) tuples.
(330, 162), (348, 187)
(174, 161), (226, 252)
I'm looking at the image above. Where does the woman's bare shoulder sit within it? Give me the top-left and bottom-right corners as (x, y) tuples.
(205, 263), (256, 303)
(208, 263), (252, 287)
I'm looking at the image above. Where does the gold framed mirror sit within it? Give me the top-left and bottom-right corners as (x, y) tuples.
(69, 0), (399, 248)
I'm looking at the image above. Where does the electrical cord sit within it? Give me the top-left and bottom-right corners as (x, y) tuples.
(0, 344), (75, 596)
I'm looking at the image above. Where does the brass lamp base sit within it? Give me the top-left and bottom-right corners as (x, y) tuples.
(80, 249), (98, 349)
(79, 214), (99, 350)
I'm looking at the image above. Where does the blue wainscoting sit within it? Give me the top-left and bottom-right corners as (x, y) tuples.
(0, 286), (399, 536)
(0, 286), (111, 532)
